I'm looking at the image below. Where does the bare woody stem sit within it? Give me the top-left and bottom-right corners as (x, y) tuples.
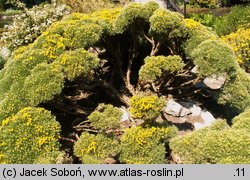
(143, 33), (161, 56)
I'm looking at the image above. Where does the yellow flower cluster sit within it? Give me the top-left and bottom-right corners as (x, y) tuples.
(91, 8), (122, 24)
(130, 94), (165, 120)
(42, 34), (66, 59)
(132, 127), (172, 146)
(221, 28), (250, 72)
(184, 19), (201, 30)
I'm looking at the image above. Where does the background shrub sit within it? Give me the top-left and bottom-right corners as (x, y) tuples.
(214, 6), (250, 36)
(190, 14), (216, 28)
(1, 3), (69, 50)
(221, 28), (250, 72)
(56, 0), (115, 13)
(188, 0), (218, 8)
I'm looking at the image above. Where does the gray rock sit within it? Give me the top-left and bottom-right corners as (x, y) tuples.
(120, 108), (130, 122)
(203, 74), (227, 90)
(164, 99), (192, 117)
(191, 65), (198, 74)
(190, 105), (202, 117)
(193, 122), (205, 130)
(201, 111), (216, 126)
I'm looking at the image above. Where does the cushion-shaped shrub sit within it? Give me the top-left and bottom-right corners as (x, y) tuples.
(119, 126), (177, 164)
(190, 39), (237, 77)
(149, 8), (183, 36)
(23, 63), (64, 106)
(218, 68), (250, 112)
(0, 107), (61, 164)
(54, 48), (99, 81)
(139, 55), (184, 83)
(88, 104), (123, 131)
(114, 2), (159, 33)
(232, 109), (250, 133)
(183, 18), (217, 55)
(170, 120), (250, 164)
(74, 132), (120, 164)
(129, 94), (165, 120)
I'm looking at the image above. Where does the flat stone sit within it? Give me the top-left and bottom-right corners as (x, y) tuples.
(164, 99), (192, 117)
(203, 74), (227, 90)
(194, 122), (205, 130)
(190, 105), (202, 117)
(191, 65), (198, 74)
(201, 111), (216, 126)
(120, 108), (130, 122)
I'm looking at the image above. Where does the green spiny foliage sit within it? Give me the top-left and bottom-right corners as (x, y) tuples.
(0, 48), (49, 98)
(170, 119), (250, 164)
(54, 48), (99, 81)
(34, 152), (66, 164)
(0, 86), (28, 121)
(207, 119), (230, 131)
(33, 33), (67, 60)
(33, 19), (103, 58)
(119, 126), (177, 164)
(62, 8), (122, 35)
(89, 8), (122, 35)
(74, 132), (120, 164)
(217, 68), (250, 112)
(232, 109), (250, 133)
(183, 19), (218, 55)
(0, 49), (64, 121)
(139, 55), (184, 83)
(190, 40), (238, 77)
(88, 104), (123, 131)
(149, 8), (183, 37)
(0, 107), (61, 164)
(57, 21), (103, 49)
(129, 94), (165, 120)
(114, 2), (159, 33)
(23, 63), (64, 106)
